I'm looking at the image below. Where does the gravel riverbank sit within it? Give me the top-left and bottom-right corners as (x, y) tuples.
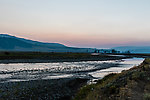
(0, 78), (88, 100)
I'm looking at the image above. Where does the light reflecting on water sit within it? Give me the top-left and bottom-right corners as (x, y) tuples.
(89, 58), (144, 79)
(0, 58), (144, 83)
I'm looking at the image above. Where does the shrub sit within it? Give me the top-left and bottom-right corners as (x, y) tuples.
(144, 93), (150, 100)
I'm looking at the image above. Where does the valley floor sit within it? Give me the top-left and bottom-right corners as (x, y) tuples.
(0, 52), (150, 100)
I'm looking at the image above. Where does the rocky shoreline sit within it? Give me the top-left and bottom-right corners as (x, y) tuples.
(0, 58), (125, 100)
(0, 78), (88, 100)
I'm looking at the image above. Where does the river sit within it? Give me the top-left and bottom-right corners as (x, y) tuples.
(0, 58), (144, 83)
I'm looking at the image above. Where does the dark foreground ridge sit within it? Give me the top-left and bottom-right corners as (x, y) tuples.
(74, 58), (150, 100)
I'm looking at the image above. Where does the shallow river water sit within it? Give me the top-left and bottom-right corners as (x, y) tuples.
(0, 58), (144, 83)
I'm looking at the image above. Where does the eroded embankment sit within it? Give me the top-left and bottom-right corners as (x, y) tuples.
(74, 58), (150, 100)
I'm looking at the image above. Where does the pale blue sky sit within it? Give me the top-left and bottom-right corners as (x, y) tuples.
(0, 0), (150, 48)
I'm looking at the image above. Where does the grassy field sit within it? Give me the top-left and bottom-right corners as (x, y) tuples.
(0, 51), (150, 60)
(0, 51), (150, 63)
(0, 52), (92, 59)
(74, 58), (150, 100)
(0, 52), (129, 63)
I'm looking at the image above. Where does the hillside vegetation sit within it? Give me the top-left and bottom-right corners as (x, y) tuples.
(74, 58), (150, 100)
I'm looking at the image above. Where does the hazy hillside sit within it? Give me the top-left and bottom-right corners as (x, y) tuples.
(113, 46), (150, 53)
(0, 34), (93, 52)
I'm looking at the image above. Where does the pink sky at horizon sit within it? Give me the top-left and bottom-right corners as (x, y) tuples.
(1, 32), (150, 48)
(0, 0), (150, 48)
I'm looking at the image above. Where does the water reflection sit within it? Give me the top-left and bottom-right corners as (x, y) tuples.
(0, 58), (144, 83)
(89, 58), (144, 79)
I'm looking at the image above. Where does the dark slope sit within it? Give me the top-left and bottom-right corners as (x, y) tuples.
(0, 37), (33, 49)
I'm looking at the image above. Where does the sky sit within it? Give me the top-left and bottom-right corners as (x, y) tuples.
(0, 0), (150, 48)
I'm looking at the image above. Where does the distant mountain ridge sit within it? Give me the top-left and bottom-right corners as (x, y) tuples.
(0, 34), (93, 52)
(113, 46), (150, 53)
(0, 34), (65, 47)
